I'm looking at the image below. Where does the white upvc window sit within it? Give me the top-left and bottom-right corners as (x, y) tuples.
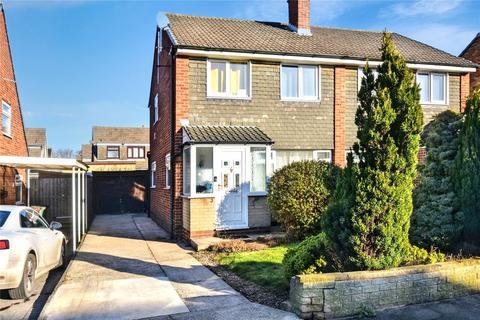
(150, 161), (157, 188)
(207, 60), (250, 98)
(2, 101), (12, 137)
(153, 94), (159, 124)
(313, 150), (332, 163)
(358, 67), (378, 91)
(165, 153), (171, 189)
(345, 150), (360, 164)
(281, 65), (320, 101)
(183, 145), (214, 196)
(416, 72), (447, 105)
(251, 147), (267, 192)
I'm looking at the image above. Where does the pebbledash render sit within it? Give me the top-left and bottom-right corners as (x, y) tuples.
(148, 0), (477, 241)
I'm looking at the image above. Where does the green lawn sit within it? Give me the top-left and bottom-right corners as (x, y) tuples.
(218, 244), (296, 290)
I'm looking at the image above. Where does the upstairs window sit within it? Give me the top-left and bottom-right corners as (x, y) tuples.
(154, 94), (159, 124)
(2, 101), (11, 137)
(106, 146), (120, 159)
(127, 146), (145, 159)
(417, 72), (447, 104)
(281, 65), (319, 100)
(151, 161), (157, 188)
(208, 60), (250, 98)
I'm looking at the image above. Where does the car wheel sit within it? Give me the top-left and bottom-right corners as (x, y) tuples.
(8, 253), (36, 300)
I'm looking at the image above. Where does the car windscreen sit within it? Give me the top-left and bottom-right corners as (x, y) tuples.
(0, 211), (10, 227)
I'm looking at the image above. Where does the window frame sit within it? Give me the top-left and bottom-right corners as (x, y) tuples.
(280, 64), (321, 101)
(153, 94), (159, 124)
(206, 59), (251, 99)
(165, 153), (171, 189)
(2, 101), (12, 137)
(416, 71), (448, 105)
(250, 146), (267, 193)
(106, 146), (120, 159)
(313, 150), (332, 163)
(150, 161), (157, 188)
(127, 146), (145, 159)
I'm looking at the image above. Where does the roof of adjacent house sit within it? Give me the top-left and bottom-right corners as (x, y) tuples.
(92, 126), (149, 144)
(166, 14), (476, 68)
(460, 32), (480, 57)
(80, 144), (92, 161)
(183, 125), (273, 144)
(25, 128), (47, 146)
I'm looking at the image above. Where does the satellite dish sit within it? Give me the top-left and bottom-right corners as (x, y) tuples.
(157, 12), (169, 28)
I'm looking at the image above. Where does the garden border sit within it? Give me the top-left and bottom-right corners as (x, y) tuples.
(289, 258), (480, 319)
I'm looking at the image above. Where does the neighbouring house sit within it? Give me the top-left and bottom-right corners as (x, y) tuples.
(148, 0), (476, 241)
(460, 33), (480, 90)
(80, 126), (150, 172)
(25, 128), (50, 158)
(0, 5), (28, 205)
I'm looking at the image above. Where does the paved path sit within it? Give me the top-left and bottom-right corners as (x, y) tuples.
(41, 214), (297, 320)
(374, 294), (480, 320)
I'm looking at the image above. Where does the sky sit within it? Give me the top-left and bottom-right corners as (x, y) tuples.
(3, 0), (479, 151)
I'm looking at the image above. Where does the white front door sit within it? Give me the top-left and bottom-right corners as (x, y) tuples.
(216, 149), (247, 229)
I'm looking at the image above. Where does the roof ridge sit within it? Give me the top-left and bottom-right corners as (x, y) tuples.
(167, 12), (384, 34)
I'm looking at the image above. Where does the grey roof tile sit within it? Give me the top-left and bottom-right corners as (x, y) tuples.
(184, 125), (273, 144)
(166, 13), (476, 68)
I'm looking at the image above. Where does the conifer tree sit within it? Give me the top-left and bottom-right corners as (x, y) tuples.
(411, 111), (463, 250)
(325, 32), (423, 270)
(454, 89), (480, 244)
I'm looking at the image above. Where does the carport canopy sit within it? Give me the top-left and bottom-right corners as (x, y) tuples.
(0, 156), (89, 252)
(0, 156), (88, 171)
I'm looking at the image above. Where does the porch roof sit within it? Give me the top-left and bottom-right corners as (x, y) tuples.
(0, 156), (88, 171)
(183, 125), (273, 145)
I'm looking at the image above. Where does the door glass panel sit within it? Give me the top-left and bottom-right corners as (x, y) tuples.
(235, 173), (240, 188)
(223, 174), (229, 188)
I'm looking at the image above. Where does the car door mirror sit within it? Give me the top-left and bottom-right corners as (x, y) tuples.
(50, 221), (63, 230)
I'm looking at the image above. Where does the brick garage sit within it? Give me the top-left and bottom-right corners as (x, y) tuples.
(0, 6), (28, 205)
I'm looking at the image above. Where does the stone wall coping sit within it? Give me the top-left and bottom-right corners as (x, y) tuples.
(295, 258), (480, 283)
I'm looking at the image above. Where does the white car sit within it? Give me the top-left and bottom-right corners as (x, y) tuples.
(0, 205), (66, 299)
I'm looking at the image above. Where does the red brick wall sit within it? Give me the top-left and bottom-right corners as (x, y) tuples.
(149, 29), (173, 233)
(0, 8), (28, 205)
(288, 0), (310, 31)
(334, 66), (346, 167)
(460, 73), (471, 113)
(461, 36), (480, 90)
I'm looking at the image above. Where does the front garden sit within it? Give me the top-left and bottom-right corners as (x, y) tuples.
(194, 32), (480, 318)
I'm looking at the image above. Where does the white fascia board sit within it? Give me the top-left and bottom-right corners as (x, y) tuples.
(176, 48), (476, 73)
(164, 26), (178, 46)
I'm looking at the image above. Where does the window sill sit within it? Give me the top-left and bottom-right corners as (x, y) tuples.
(181, 194), (215, 199)
(281, 98), (321, 103)
(150, 186), (156, 189)
(249, 192), (267, 197)
(207, 95), (251, 101)
(2, 132), (12, 139)
(420, 102), (448, 106)
(164, 187), (171, 190)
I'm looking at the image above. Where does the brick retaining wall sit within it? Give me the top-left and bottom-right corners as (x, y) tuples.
(289, 259), (480, 319)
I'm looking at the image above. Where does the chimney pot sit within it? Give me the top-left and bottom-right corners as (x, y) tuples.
(288, 0), (311, 36)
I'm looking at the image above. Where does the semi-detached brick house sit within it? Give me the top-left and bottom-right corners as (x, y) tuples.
(0, 5), (28, 205)
(460, 33), (480, 90)
(148, 0), (477, 241)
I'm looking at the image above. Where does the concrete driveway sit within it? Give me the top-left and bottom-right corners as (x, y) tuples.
(40, 214), (297, 320)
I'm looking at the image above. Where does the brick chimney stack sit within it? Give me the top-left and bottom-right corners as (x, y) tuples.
(288, 0), (311, 36)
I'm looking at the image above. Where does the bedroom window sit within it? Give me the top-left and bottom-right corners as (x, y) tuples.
(106, 146), (120, 159)
(417, 72), (447, 104)
(207, 60), (250, 98)
(281, 65), (319, 100)
(151, 161), (157, 188)
(127, 146), (145, 159)
(165, 153), (171, 189)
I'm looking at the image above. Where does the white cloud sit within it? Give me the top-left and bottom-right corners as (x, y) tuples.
(393, 23), (476, 55)
(391, 0), (463, 17)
